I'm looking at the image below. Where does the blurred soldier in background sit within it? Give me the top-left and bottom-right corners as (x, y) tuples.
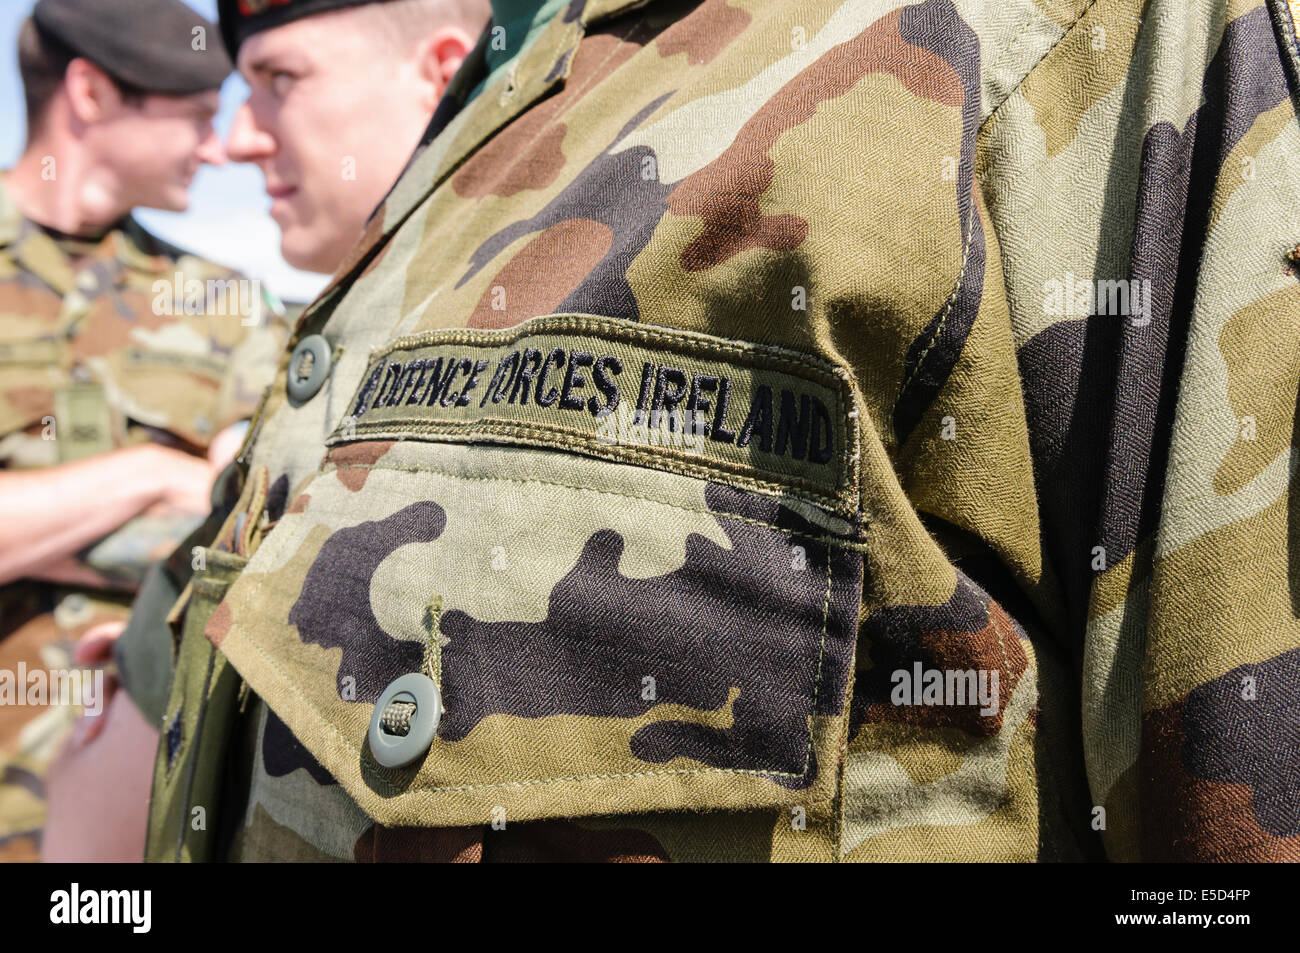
(0, 0), (286, 861)
(40, 0), (488, 860)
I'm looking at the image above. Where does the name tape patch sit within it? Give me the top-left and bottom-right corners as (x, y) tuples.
(328, 314), (859, 515)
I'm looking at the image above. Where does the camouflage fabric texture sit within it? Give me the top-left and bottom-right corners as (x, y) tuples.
(150, 0), (1300, 862)
(0, 174), (286, 861)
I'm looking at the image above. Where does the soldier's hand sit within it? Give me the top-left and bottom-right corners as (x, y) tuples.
(142, 444), (219, 514)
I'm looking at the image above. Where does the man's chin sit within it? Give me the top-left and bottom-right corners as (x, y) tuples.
(141, 189), (190, 213)
(279, 233), (336, 275)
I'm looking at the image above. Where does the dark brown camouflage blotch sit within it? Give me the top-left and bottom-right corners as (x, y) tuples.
(338, 199), (395, 294)
(204, 598), (234, 648)
(0, 830), (40, 863)
(468, 219), (613, 328)
(452, 112), (570, 200)
(2, 386), (51, 423)
(325, 440), (396, 491)
(849, 573), (1028, 739)
(69, 296), (176, 359)
(452, 23), (663, 202)
(354, 823), (484, 862)
(1140, 700), (1300, 861)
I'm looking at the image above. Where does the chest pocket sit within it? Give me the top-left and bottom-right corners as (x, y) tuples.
(205, 314), (867, 830)
(0, 338), (62, 459)
(110, 346), (230, 447)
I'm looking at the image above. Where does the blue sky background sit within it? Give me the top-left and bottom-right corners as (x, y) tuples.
(0, 0), (329, 302)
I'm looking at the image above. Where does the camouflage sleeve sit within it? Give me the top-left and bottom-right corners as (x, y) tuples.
(881, 0), (1300, 861)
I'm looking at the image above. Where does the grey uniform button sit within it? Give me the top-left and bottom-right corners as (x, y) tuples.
(368, 672), (442, 769)
(287, 334), (331, 402)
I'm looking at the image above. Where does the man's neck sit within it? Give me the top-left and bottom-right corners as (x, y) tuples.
(6, 139), (128, 237)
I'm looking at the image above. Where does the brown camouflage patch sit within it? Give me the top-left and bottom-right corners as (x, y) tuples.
(655, 0), (750, 66)
(354, 823), (484, 862)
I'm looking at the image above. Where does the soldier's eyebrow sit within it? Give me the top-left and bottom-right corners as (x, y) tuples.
(244, 50), (309, 79)
(244, 57), (277, 78)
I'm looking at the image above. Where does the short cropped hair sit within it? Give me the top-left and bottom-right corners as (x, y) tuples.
(356, 0), (490, 54)
(18, 17), (148, 140)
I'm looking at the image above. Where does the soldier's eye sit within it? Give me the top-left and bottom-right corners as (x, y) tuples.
(270, 72), (295, 98)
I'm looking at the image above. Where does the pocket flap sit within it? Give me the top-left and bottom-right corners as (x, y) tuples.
(207, 318), (867, 829)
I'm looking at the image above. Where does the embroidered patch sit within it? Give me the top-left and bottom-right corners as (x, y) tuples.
(329, 314), (861, 517)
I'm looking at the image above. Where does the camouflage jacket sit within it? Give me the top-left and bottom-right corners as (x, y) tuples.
(0, 174), (287, 591)
(0, 173), (286, 861)
(149, 0), (1300, 862)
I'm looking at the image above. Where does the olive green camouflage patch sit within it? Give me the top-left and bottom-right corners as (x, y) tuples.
(329, 314), (861, 518)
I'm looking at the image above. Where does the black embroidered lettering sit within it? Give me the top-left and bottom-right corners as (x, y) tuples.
(457, 359), (491, 407)
(809, 395), (834, 464)
(375, 362), (405, 408)
(774, 390), (811, 460)
(710, 376), (736, 444)
(424, 357), (457, 406)
(559, 351), (594, 410)
(440, 358), (473, 406)
(482, 350), (520, 407)
(650, 365), (688, 431)
(633, 362), (655, 425)
(353, 362), (386, 417)
(588, 355), (622, 417)
(404, 359), (434, 405)
(510, 349), (543, 405)
(534, 347), (565, 407)
(686, 374), (717, 437)
(737, 384), (773, 452)
(396, 359), (427, 405)
(331, 319), (852, 517)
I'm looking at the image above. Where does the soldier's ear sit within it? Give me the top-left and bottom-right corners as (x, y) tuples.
(417, 25), (474, 106)
(63, 57), (122, 126)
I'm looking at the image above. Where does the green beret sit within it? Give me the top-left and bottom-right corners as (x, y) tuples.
(218, 0), (396, 61)
(32, 0), (232, 95)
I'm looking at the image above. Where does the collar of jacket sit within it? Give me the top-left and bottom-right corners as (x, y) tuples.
(0, 172), (171, 294)
(114, 217), (175, 277)
(0, 173), (24, 249)
(0, 172), (78, 296)
(307, 0), (655, 314)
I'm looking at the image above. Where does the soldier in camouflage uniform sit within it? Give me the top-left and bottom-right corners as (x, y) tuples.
(43, 0), (487, 862)
(147, 0), (1299, 862)
(0, 0), (287, 861)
